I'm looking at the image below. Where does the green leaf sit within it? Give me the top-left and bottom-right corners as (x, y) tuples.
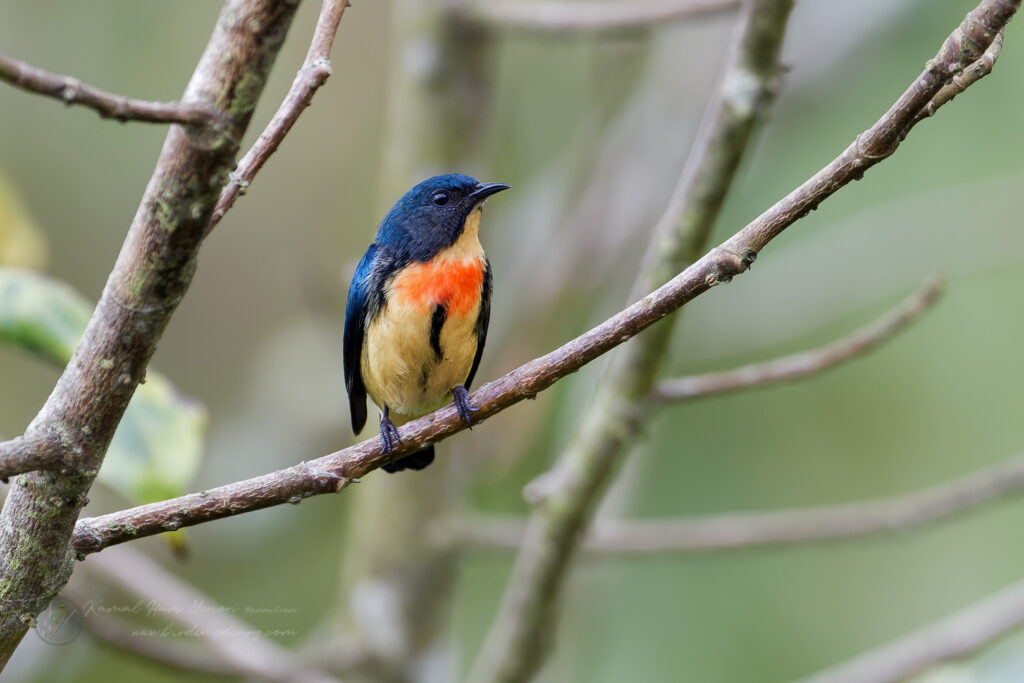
(0, 268), (92, 362)
(0, 267), (207, 512)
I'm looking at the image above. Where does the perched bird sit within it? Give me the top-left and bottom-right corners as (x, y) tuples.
(343, 174), (509, 472)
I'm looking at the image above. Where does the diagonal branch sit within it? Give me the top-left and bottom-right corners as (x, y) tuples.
(452, 449), (1024, 555)
(795, 575), (1024, 683)
(69, 0), (1019, 561)
(649, 275), (943, 404)
(452, 0), (739, 35)
(206, 0), (349, 234)
(0, 54), (223, 126)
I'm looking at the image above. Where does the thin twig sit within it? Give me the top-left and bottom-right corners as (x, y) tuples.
(69, 0), (1017, 562)
(795, 575), (1024, 683)
(452, 0), (739, 34)
(452, 449), (1024, 555)
(0, 54), (223, 126)
(206, 0), (348, 235)
(649, 276), (944, 404)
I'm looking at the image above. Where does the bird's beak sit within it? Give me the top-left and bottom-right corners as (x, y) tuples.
(468, 182), (510, 202)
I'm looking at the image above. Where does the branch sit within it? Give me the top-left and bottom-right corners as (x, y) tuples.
(205, 0), (349, 234)
(0, 435), (61, 480)
(910, 28), (1004, 127)
(795, 576), (1024, 683)
(70, 0), (1017, 564)
(0, 0), (305, 668)
(452, 0), (739, 34)
(648, 275), (943, 404)
(0, 54), (223, 126)
(84, 612), (242, 680)
(452, 449), (1024, 555)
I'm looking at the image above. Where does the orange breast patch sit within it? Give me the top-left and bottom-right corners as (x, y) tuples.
(391, 258), (484, 317)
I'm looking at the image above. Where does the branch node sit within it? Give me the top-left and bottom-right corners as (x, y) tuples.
(854, 132), (896, 161)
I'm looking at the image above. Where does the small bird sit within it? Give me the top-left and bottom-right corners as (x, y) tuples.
(343, 174), (509, 472)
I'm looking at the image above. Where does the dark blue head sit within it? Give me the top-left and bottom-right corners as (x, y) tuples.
(376, 174), (509, 262)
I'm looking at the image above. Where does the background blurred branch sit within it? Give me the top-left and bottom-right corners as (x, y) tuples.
(83, 613), (242, 680)
(649, 275), (943, 404)
(0, 54), (223, 125)
(452, 0), (739, 34)
(207, 0), (349, 234)
(796, 575), (1024, 683)
(82, 548), (336, 683)
(470, 0), (795, 680)
(452, 448), (1024, 554)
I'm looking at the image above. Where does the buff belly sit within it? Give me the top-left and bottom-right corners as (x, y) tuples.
(361, 290), (481, 421)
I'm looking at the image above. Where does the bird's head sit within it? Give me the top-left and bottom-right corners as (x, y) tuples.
(377, 174), (509, 261)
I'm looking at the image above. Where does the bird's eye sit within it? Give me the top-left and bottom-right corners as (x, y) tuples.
(432, 191), (449, 206)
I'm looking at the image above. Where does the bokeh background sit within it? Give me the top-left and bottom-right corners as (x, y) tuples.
(2, 0), (1024, 681)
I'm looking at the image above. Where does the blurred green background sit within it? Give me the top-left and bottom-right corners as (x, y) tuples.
(2, 0), (1024, 681)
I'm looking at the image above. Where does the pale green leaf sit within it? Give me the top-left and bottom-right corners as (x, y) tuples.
(0, 267), (207, 510)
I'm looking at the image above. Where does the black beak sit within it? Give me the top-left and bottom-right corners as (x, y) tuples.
(468, 182), (510, 202)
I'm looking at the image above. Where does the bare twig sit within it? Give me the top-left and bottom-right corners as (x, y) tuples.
(795, 576), (1024, 683)
(69, 0), (1018, 560)
(0, 0), (304, 668)
(452, 0), (739, 34)
(0, 54), (223, 126)
(83, 548), (336, 683)
(649, 276), (944, 404)
(206, 0), (348, 234)
(452, 449), (1024, 555)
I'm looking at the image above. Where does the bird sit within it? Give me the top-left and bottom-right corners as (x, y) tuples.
(343, 174), (509, 473)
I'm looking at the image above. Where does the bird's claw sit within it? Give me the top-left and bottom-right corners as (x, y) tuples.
(379, 413), (403, 463)
(452, 386), (479, 428)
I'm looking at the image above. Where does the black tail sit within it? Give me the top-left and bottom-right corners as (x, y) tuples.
(381, 445), (435, 473)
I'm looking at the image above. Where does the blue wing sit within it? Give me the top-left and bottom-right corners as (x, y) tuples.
(343, 244), (380, 434)
(464, 259), (492, 390)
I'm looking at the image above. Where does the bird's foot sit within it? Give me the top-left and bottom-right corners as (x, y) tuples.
(452, 386), (479, 428)
(379, 412), (403, 463)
